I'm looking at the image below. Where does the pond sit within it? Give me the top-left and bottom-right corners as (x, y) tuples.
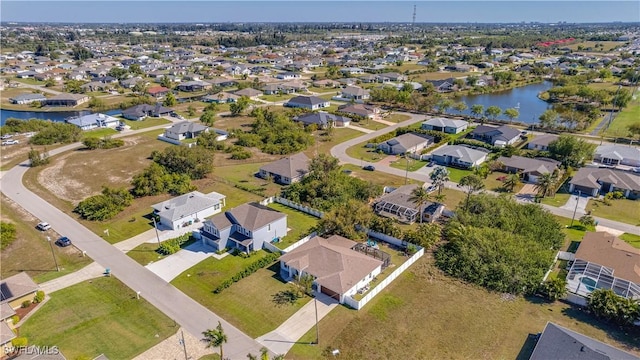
(448, 81), (554, 124)
(0, 108), (122, 125)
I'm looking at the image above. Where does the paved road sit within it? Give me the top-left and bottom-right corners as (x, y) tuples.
(331, 112), (640, 235)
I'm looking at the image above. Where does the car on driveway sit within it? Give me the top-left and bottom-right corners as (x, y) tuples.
(363, 165), (375, 171)
(1, 139), (19, 145)
(55, 236), (72, 247)
(36, 222), (51, 231)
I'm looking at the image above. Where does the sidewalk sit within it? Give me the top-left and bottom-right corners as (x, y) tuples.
(39, 262), (105, 294)
(256, 292), (339, 355)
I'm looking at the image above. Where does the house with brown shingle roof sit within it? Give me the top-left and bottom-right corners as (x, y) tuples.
(279, 235), (383, 303)
(0, 272), (39, 310)
(199, 202), (287, 253)
(496, 156), (560, 183)
(569, 167), (640, 199)
(259, 152), (310, 185)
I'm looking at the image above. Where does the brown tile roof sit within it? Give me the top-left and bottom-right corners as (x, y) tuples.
(0, 272), (39, 304)
(575, 232), (640, 284)
(280, 235), (383, 294)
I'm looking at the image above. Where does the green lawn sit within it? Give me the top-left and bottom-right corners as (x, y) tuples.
(287, 256), (640, 360)
(445, 167), (473, 182)
(122, 117), (171, 130)
(353, 120), (388, 131)
(172, 256), (310, 338)
(267, 203), (319, 249)
(127, 235), (196, 266)
(345, 142), (386, 163)
(384, 114), (411, 123)
(211, 162), (282, 199)
(341, 164), (421, 188)
(389, 156), (428, 172)
(586, 198), (640, 226)
(259, 94), (296, 102)
(540, 183), (572, 207)
(604, 97), (640, 138)
(19, 277), (176, 360)
(14, 78), (46, 85)
(304, 127), (362, 158)
(82, 128), (118, 139)
(620, 233), (640, 249)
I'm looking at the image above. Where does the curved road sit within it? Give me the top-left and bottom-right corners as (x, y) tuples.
(331, 112), (639, 235)
(0, 124), (266, 359)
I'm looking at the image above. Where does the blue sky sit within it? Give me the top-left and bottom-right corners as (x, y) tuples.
(2, 1), (639, 23)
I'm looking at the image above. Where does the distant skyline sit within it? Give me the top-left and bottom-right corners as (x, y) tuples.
(2, 1), (639, 23)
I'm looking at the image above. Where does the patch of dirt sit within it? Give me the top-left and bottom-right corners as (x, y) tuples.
(1, 195), (38, 223)
(37, 153), (89, 204)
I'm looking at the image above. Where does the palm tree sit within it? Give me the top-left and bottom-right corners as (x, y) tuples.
(502, 173), (521, 192)
(202, 321), (227, 360)
(409, 186), (431, 224)
(429, 166), (450, 196)
(534, 172), (556, 198)
(458, 174), (485, 210)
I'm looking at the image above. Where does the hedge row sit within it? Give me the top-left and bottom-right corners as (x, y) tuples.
(158, 233), (192, 255)
(213, 252), (280, 294)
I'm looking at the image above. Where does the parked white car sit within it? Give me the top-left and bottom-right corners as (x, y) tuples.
(1, 139), (19, 145)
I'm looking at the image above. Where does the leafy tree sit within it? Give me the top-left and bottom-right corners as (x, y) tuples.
(235, 109), (313, 155)
(151, 146), (213, 180)
(403, 223), (441, 248)
(29, 122), (81, 145)
(87, 96), (105, 110)
(74, 187), (133, 221)
(458, 174), (485, 210)
(547, 135), (595, 168)
(0, 222), (17, 250)
(538, 277), (567, 301)
(484, 105), (502, 121)
(471, 104), (484, 120)
(436, 99), (453, 114)
(197, 131), (226, 151)
(453, 101), (468, 114)
(28, 148), (50, 167)
(160, 76), (173, 89)
(131, 162), (195, 197)
(473, 163), (490, 179)
(107, 67), (128, 80)
(82, 137), (124, 150)
(316, 199), (374, 241)
(163, 92), (176, 107)
(132, 81), (148, 95)
(429, 166), (450, 195)
(64, 79), (85, 94)
(409, 186), (432, 224)
(200, 110), (216, 126)
(230, 96), (250, 116)
(627, 122), (640, 139)
(503, 108), (519, 123)
(187, 105), (197, 118)
(539, 109), (559, 128)
(588, 289), (640, 327)
(202, 321), (228, 360)
(72, 45), (93, 60)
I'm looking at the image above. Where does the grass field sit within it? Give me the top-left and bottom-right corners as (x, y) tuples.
(267, 202), (319, 249)
(566, 41), (623, 52)
(604, 97), (640, 138)
(540, 184), (572, 207)
(82, 127), (118, 139)
(259, 93), (296, 102)
(171, 253), (310, 338)
(620, 233), (640, 249)
(127, 236), (196, 266)
(353, 120), (388, 131)
(121, 117), (171, 130)
(444, 167), (473, 182)
(19, 277), (176, 359)
(388, 156), (428, 172)
(304, 127), (362, 158)
(586, 198), (640, 226)
(383, 113), (411, 123)
(345, 142), (385, 163)
(0, 196), (92, 283)
(287, 256), (640, 360)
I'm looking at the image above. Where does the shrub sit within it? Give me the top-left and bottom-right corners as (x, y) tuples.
(33, 290), (45, 304)
(11, 337), (28, 347)
(74, 186), (133, 221)
(0, 222), (17, 250)
(21, 300), (31, 308)
(157, 233), (192, 255)
(10, 315), (20, 324)
(213, 252), (280, 293)
(83, 137), (124, 150)
(28, 148), (50, 167)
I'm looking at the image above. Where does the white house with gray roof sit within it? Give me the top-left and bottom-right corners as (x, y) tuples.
(526, 134), (559, 151)
(430, 145), (490, 168)
(152, 191), (226, 230)
(377, 132), (434, 155)
(569, 167), (640, 199)
(259, 152), (310, 185)
(594, 144), (640, 167)
(284, 96), (330, 110)
(9, 93), (46, 105)
(199, 202), (287, 254)
(161, 121), (209, 142)
(66, 113), (120, 131)
(421, 117), (469, 134)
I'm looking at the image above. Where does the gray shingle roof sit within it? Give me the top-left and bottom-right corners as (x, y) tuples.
(381, 132), (433, 152)
(496, 156), (560, 175)
(431, 145), (490, 164)
(0, 272), (38, 303)
(152, 191), (225, 222)
(595, 145), (640, 162)
(294, 112), (351, 127)
(422, 117), (468, 129)
(570, 167), (640, 192)
(227, 202), (286, 231)
(286, 95), (328, 107)
(260, 152), (310, 179)
(527, 134), (559, 147)
(167, 121), (208, 134)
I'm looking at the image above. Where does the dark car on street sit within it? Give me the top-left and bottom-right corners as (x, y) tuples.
(363, 165), (375, 171)
(55, 236), (72, 247)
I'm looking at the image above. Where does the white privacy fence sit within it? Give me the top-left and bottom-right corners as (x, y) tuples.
(260, 196), (324, 218)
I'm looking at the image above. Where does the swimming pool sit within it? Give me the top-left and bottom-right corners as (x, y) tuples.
(579, 276), (597, 292)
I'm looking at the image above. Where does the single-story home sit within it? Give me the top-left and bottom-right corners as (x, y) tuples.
(284, 96), (330, 111)
(294, 112), (351, 129)
(566, 232), (640, 301)
(337, 103), (380, 119)
(275, 72), (301, 80)
(529, 322), (640, 360)
(421, 118), (469, 134)
(162, 121), (209, 142)
(122, 104), (173, 121)
(152, 191), (226, 230)
(234, 87), (263, 99)
(496, 156), (560, 183)
(430, 145), (490, 168)
(377, 132), (433, 155)
(177, 80), (211, 92)
(202, 92), (239, 103)
(0, 272), (39, 310)
(199, 202), (287, 254)
(569, 167), (640, 199)
(341, 86), (370, 100)
(470, 125), (522, 147)
(259, 152), (310, 185)
(374, 184), (445, 224)
(44, 93), (89, 107)
(526, 134), (559, 151)
(594, 144), (640, 167)
(147, 86), (171, 98)
(279, 235), (384, 303)
(9, 93), (46, 105)
(0, 303), (16, 348)
(66, 113), (120, 130)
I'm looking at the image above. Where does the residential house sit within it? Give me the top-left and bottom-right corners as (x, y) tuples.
(374, 184), (445, 224)
(527, 134), (559, 151)
(147, 86), (171, 98)
(9, 93), (46, 105)
(377, 132), (434, 155)
(338, 103), (380, 119)
(341, 86), (370, 101)
(162, 121), (209, 142)
(294, 112), (351, 129)
(199, 202), (287, 253)
(122, 104), (173, 121)
(340, 67), (365, 75)
(0, 272), (39, 310)
(279, 235), (383, 303)
(568, 167), (640, 199)
(152, 191), (226, 230)
(378, 72), (407, 82)
(284, 96), (330, 111)
(594, 145), (640, 167)
(66, 113), (120, 131)
(177, 80), (211, 92)
(120, 77), (144, 89)
(566, 232), (640, 302)
(529, 322), (640, 360)
(312, 79), (339, 88)
(202, 92), (239, 103)
(258, 152), (310, 185)
(280, 81), (308, 93)
(275, 72), (301, 80)
(262, 83), (285, 95)
(44, 93), (89, 107)
(496, 156), (560, 183)
(234, 87), (263, 99)
(209, 78), (238, 88)
(421, 118), (469, 134)
(430, 145), (490, 168)
(0, 303), (16, 349)
(427, 78), (457, 92)
(470, 125), (522, 147)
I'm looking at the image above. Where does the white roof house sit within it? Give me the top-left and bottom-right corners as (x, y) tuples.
(152, 191), (226, 230)
(66, 113), (120, 131)
(594, 145), (640, 167)
(421, 118), (469, 134)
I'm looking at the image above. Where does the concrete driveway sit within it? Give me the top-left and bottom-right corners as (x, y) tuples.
(560, 192), (590, 213)
(146, 241), (215, 282)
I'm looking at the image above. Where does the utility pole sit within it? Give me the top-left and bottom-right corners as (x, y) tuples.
(152, 217), (161, 245)
(314, 297), (320, 345)
(46, 236), (60, 272)
(180, 330), (188, 360)
(570, 190), (581, 227)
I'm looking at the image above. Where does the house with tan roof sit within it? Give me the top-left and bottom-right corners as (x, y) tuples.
(569, 167), (640, 199)
(199, 202), (287, 254)
(337, 103), (380, 119)
(496, 156), (560, 183)
(566, 232), (640, 301)
(279, 235), (384, 302)
(259, 152), (310, 185)
(0, 272), (39, 311)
